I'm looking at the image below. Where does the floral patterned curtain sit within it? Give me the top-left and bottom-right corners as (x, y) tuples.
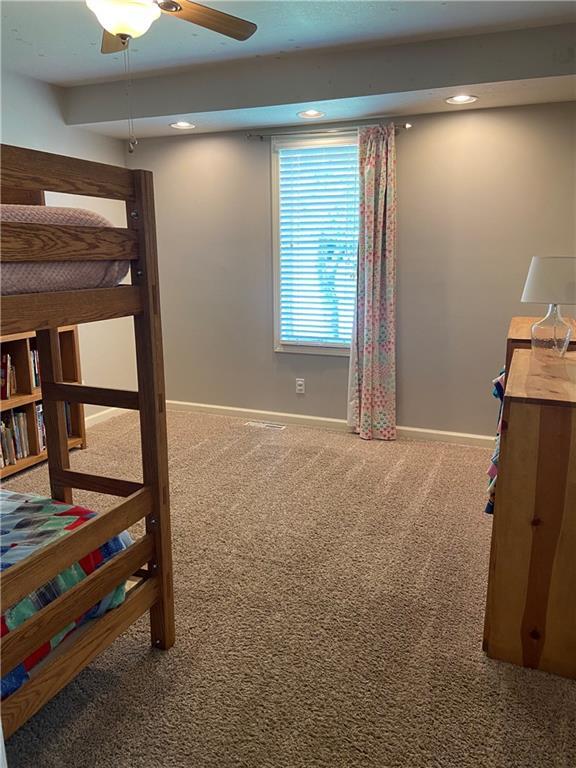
(347, 124), (397, 440)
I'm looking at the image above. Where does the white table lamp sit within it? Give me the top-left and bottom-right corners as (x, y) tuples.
(521, 256), (576, 357)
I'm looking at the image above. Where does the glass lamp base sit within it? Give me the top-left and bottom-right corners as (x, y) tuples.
(531, 304), (572, 359)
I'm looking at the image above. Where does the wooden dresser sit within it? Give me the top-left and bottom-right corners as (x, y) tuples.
(483, 345), (576, 678)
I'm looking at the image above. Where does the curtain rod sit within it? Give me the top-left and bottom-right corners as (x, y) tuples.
(246, 121), (412, 140)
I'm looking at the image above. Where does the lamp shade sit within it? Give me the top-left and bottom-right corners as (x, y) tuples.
(521, 256), (576, 305)
(86, 0), (160, 39)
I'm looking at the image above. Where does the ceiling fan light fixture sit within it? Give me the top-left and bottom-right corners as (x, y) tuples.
(86, 0), (161, 39)
(157, 0), (181, 11)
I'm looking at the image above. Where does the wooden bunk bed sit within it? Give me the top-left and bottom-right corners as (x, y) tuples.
(0, 144), (175, 737)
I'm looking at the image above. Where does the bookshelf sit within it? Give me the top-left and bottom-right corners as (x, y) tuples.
(1, 326), (86, 478)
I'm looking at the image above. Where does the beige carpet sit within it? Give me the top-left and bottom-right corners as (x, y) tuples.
(4, 411), (576, 768)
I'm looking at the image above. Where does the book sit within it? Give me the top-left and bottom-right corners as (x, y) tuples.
(1, 409), (31, 464)
(9, 412), (21, 459)
(9, 365), (17, 397)
(1, 419), (15, 465)
(0, 353), (20, 399)
(1, 353), (10, 399)
(7, 425), (16, 464)
(0, 424), (7, 465)
(30, 348), (41, 388)
(17, 411), (29, 456)
(36, 403), (46, 452)
(65, 402), (72, 437)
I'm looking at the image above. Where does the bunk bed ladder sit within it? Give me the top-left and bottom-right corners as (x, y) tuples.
(33, 171), (175, 652)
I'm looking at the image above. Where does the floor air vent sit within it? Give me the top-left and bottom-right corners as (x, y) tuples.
(244, 421), (286, 431)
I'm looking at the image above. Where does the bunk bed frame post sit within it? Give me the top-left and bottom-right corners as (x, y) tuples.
(36, 328), (73, 504)
(127, 169), (175, 650)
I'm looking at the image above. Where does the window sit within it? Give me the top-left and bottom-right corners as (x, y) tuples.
(272, 133), (359, 355)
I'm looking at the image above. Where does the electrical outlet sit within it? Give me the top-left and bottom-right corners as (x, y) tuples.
(295, 378), (305, 395)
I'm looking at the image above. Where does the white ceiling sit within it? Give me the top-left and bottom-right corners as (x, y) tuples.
(85, 75), (576, 138)
(2, 0), (576, 86)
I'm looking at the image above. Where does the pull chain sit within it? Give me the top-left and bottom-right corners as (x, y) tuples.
(123, 44), (137, 154)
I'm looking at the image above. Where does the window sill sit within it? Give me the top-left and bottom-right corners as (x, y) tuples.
(274, 343), (351, 358)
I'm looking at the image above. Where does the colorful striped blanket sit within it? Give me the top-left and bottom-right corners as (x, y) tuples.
(0, 489), (132, 700)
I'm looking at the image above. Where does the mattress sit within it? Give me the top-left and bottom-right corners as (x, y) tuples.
(0, 489), (132, 700)
(0, 204), (130, 295)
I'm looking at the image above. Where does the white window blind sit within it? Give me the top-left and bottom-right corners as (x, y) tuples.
(273, 134), (359, 353)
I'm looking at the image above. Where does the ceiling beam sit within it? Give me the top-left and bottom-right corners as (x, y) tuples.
(63, 24), (576, 127)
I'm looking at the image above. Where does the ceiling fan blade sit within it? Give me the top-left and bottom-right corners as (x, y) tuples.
(101, 30), (129, 54)
(159, 1), (257, 41)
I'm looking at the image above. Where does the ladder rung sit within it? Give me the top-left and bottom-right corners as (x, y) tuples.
(51, 469), (143, 497)
(42, 382), (139, 410)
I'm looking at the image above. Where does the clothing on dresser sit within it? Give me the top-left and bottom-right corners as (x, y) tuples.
(485, 369), (506, 515)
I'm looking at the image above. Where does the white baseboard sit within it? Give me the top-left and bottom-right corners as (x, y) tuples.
(396, 425), (493, 448)
(85, 400), (493, 448)
(85, 407), (120, 428)
(166, 400), (349, 430)
(166, 399), (494, 449)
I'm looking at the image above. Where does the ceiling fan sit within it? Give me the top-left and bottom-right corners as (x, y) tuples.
(86, 0), (257, 54)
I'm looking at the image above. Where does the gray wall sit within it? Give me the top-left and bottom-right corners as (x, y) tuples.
(129, 129), (352, 422)
(130, 101), (575, 435)
(129, 102), (574, 435)
(396, 102), (575, 434)
(0, 70), (138, 416)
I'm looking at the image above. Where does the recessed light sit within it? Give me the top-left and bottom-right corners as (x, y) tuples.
(170, 121), (196, 130)
(404, 123), (413, 129)
(298, 109), (325, 119)
(445, 95), (478, 105)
